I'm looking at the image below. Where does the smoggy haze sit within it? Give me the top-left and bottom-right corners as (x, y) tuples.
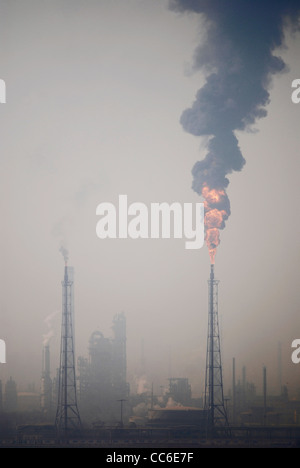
(0, 1), (299, 400)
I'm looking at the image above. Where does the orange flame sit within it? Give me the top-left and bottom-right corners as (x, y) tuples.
(202, 185), (229, 264)
(202, 186), (226, 204)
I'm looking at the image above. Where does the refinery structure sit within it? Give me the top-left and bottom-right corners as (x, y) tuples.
(0, 257), (299, 448)
(1, 0), (300, 451)
(77, 313), (129, 423)
(40, 257), (130, 429)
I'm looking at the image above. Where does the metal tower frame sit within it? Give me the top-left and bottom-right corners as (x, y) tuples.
(55, 264), (82, 436)
(204, 264), (229, 433)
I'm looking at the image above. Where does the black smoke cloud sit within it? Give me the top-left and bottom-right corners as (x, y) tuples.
(169, 0), (300, 193)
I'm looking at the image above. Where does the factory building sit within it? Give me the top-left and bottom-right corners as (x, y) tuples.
(166, 378), (192, 407)
(77, 312), (129, 423)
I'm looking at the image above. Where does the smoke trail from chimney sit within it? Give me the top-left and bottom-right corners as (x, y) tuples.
(42, 310), (59, 346)
(59, 245), (69, 265)
(169, 0), (300, 263)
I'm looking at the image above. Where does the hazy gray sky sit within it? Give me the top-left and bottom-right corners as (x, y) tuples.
(0, 0), (299, 398)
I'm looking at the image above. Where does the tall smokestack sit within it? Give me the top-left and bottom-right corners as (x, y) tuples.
(55, 255), (82, 435)
(242, 365), (246, 407)
(263, 366), (267, 425)
(0, 380), (3, 413)
(232, 357), (236, 424)
(204, 264), (228, 432)
(41, 345), (52, 414)
(278, 341), (282, 395)
(44, 345), (50, 376)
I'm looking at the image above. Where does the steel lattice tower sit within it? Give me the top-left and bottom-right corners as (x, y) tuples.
(55, 263), (82, 436)
(204, 264), (229, 433)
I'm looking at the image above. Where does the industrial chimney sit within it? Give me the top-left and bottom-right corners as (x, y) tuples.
(41, 344), (52, 415)
(204, 264), (229, 433)
(55, 259), (82, 436)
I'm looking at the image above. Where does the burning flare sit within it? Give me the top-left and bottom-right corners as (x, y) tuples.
(201, 185), (230, 264)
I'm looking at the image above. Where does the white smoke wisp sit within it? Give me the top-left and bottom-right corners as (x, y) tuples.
(133, 402), (148, 417)
(59, 245), (69, 264)
(165, 397), (183, 408)
(42, 310), (59, 346)
(136, 375), (149, 395)
(153, 403), (163, 410)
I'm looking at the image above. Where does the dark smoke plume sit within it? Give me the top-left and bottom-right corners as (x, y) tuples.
(169, 0), (300, 247)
